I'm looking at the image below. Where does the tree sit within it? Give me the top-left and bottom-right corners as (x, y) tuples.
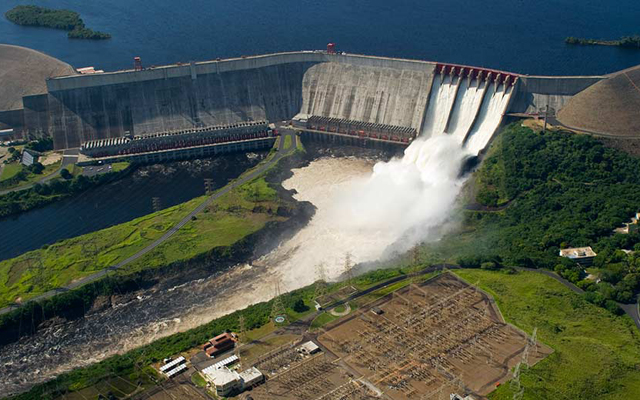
(292, 298), (308, 313)
(60, 168), (72, 179)
(29, 162), (44, 174)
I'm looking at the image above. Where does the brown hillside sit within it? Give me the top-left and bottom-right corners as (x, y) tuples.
(0, 44), (76, 111)
(558, 65), (640, 137)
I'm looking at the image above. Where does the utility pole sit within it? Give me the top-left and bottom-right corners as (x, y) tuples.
(151, 197), (162, 212)
(543, 105), (549, 133)
(204, 178), (214, 194)
(271, 281), (286, 323)
(314, 263), (328, 308)
(344, 252), (354, 285)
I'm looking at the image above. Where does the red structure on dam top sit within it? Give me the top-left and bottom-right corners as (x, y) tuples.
(435, 63), (519, 86)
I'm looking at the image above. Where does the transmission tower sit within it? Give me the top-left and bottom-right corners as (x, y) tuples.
(510, 327), (537, 400)
(314, 262), (328, 306)
(271, 281), (286, 323)
(343, 252), (355, 285)
(204, 178), (214, 194)
(412, 243), (422, 267)
(151, 197), (162, 212)
(28, 256), (51, 292)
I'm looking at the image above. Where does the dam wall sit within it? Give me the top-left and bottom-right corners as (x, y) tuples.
(38, 52), (442, 149)
(300, 57), (434, 130)
(509, 75), (604, 114)
(12, 50), (609, 151)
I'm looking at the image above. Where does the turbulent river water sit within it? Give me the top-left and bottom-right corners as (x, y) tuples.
(1, 134), (469, 394)
(0, 156), (376, 395)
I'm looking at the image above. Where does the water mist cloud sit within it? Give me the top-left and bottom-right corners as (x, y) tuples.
(329, 135), (471, 256)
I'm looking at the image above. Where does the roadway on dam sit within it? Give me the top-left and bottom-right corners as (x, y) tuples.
(0, 131), (297, 316)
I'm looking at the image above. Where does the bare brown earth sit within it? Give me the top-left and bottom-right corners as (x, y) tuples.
(558, 64), (640, 137)
(244, 273), (552, 400)
(0, 44), (76, 111)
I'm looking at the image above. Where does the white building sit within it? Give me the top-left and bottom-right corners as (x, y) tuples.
(204, 367), (242, 397)
(202, 365), (264, 396)
(559, 247), (597, 266)
(297, 341), (321, 355)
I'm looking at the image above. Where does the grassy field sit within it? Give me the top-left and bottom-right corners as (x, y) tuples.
(0, 175), (285, 307)
(310, 311), (339, 330)
(283, 135), (292, 150)
(454, 269), (640, 400)
(0, 160), (61, 189)
(0, 162), (23, 181)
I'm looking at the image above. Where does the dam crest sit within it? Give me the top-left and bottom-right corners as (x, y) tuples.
(1, 48), (605, 154)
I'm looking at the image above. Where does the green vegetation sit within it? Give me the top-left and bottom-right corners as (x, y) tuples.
(455, 269), (640, 400)
(0, 163), (23, 182)
(332, 303), (347, 313)
(5, 5), (111, 40)
(191, 372), (207, 388)
(0, 174), (285, 308)
(0, 160), (60, 191)
(24, 138), (53, 153)
(110, 162), (130, 173)
(0, 163), (132, 218)
(296, 134), (305, 152)
(310, 312), (338, 329)
(431, 123), (640, 313)
(566, 35), (640, 49)
(283, 135), (293, 150)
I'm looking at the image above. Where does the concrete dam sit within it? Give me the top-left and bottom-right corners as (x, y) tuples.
(3, 49), (605, 154)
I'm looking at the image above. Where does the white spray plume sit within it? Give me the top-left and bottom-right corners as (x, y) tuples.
(329, 134), (471, 256)
(263, 134), (471, 291)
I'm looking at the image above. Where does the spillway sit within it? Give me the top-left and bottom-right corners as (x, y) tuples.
(446, 79), (487, 144)
(421, 74), (460, 138)
(464, 83), (514, 154)
(4, 50), (590, 156)
(418, 68), (515, 153)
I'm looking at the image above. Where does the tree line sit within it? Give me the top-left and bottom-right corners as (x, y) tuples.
(467, 124), (640, 314)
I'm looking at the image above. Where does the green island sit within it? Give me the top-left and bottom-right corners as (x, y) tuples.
(565, 35), (640, 49)
(4, 5), (111, 40)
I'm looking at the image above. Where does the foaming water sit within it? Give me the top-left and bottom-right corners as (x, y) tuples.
(262, 135), (471, 292)
(0, 138), (470, 395)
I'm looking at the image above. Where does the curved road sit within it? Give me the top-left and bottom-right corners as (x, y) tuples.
(0, 149), (78, 196)
(0, 132), (296, 315)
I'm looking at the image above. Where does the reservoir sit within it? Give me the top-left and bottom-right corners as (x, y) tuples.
(1, 0), (640, 76)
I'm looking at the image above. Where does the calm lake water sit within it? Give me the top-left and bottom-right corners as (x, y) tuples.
(2, 0), (640, 75)
(0, 0), (639, 258)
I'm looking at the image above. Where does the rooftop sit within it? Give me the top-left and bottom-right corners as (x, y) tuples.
(559, 247), (597, 258)
(203, 366), (240, 387)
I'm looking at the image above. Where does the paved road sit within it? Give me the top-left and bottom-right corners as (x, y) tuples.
(0, 149), (79, 196)
(0, 133), (295, 316)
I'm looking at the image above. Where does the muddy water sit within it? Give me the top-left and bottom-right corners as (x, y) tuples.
(0, 157), (380, 396)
